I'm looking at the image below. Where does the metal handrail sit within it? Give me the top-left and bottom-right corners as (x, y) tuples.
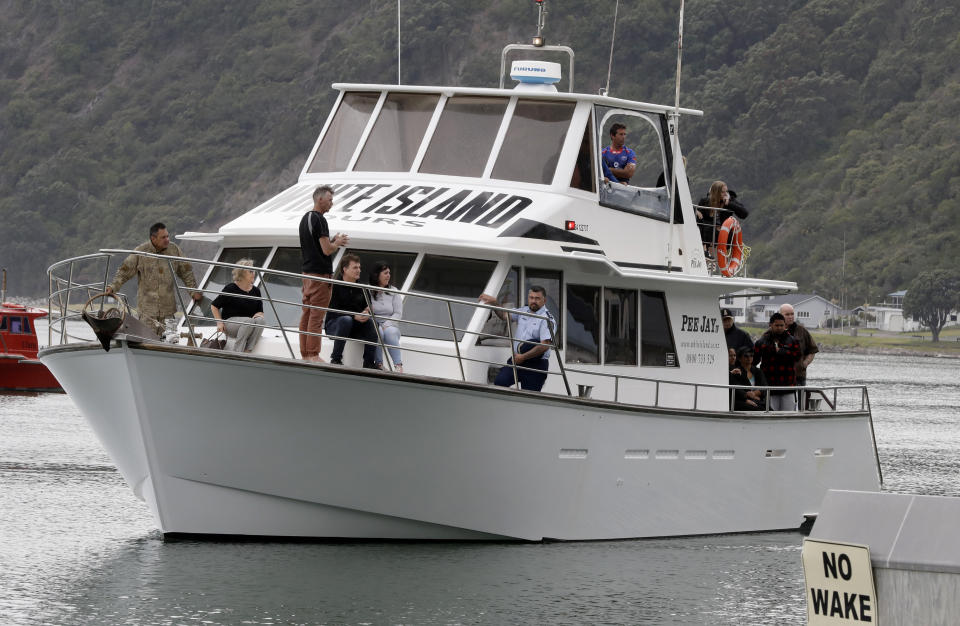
(47, 250), (565, 385)
(46, 250), (871, 416)
(694, 205), (745, 277)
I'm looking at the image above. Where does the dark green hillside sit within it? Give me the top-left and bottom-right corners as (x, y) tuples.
(1, 0), (958, 303)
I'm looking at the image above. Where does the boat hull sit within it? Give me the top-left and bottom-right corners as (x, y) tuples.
(41, 341), (882, 541)
(0, 356), (62, 392)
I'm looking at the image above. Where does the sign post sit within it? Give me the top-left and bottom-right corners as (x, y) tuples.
(801, 538), (878, 624)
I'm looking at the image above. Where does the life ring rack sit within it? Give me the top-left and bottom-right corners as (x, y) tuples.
(717, 217), (748, 277)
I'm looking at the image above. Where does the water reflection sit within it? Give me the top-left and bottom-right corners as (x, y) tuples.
(42, 534), (806, 625)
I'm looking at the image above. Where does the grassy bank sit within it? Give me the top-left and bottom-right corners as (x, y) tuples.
(742, 325), (960, 356)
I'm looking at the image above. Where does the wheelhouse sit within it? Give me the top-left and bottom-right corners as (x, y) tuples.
(305, 84), (700, 222)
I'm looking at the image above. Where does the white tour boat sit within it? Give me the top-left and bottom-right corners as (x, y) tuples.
(40, 16), (881, 540)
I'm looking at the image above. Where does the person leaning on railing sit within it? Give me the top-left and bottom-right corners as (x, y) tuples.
(210, 259), (265, 353)
(105, 222), (202, 334)
(479, 286), (555, 392)
(696, 181), (748, 258)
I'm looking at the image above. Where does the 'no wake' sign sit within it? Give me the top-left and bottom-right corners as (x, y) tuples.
(801, 538), (877, 623)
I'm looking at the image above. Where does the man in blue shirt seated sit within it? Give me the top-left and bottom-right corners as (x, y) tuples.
(479, 286), (556, 392)
(601, 123), (636, 184)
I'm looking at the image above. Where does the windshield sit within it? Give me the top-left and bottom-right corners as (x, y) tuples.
(354, 93), (439, 172)
(491, 100), (575, 185)
(307, 91), (583, 188)
(308, 92), (379, 172)
(419, 96), (508, 177)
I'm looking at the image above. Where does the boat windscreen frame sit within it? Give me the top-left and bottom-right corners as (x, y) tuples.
(303, 88), (584, 189)
(595, 106), (675, 223)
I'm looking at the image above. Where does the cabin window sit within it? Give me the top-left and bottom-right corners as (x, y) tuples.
(354, 93), (440, 172)
(477, 265), (520, 346)
(595, 107), (672, 221)
(257, 247), (305, 327)
(193, 247), (272, 326)
(10, 317), (24, 333)
(490, 100), (576, 185)
(404, 255), (496, 341)
(0, 316), (5, 330)
(565, 284), (600, 363)
(640, 291), (678, 367)
(525, 268), (562, 347)
(604, 288), (638, 365)
(564, 286), (637, 364)
(419, 96), (508, 178)
(340, 249), (417, 291)
(570, 115), (596, 192)
(308, 92), (380, 173)
(476, 266), (561, 347)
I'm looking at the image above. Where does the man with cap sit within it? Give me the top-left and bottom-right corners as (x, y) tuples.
(721, 307), (753, 354)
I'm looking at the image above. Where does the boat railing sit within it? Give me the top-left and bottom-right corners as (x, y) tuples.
(46, 250), (572, 395)
(46, 250), (872, 418)
(692, 205), (749, 277)
(46, 252), (120, 344)
(561, 365), (870, 414)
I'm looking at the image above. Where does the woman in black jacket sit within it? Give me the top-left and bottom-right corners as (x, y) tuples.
(697, 180), (748, 256)
(729, 346), (768, 411)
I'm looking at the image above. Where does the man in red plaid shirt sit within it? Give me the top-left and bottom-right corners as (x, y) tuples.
(753, 312), (802, 411)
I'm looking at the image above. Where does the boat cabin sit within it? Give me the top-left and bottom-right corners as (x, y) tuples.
(1, 303), (43, 359)
(174, 73), (789, 407)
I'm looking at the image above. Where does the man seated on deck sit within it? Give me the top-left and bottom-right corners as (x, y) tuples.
(324, 254), (378, 368)
(601, 123), (636, 184)
(479, 286), (555, 392)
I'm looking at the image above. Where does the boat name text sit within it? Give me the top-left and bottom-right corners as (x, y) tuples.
(261, 184), (533, 229)
(679, 314), (719, 334)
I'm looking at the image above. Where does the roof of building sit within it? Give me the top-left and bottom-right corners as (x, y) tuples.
(750, 293), (837, 308)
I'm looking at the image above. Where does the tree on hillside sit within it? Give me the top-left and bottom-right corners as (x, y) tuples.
(903, 270), (960, 342)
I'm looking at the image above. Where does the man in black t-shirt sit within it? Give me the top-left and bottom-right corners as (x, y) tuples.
(299, 185), (349, 361)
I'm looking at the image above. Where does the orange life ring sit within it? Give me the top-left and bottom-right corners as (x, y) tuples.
(716, 217), (744, 277)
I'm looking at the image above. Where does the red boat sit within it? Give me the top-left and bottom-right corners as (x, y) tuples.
(1, 272), (62, 392)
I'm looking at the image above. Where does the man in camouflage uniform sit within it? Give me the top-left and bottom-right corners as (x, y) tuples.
(106, 223), (202, 333)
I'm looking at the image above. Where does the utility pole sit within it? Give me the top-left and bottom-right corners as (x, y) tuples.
(840, 233), (846, 334)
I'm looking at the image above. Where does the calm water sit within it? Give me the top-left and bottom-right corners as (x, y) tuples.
(1, 352), (958, 625)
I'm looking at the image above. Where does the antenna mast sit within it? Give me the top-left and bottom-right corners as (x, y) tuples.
(666, 0), (685, 271)
(397, 0), (402, 84)
(603, 0), (620, 96)
(534, 0), (546, 45)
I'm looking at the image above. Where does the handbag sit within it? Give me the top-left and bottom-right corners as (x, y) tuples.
(200, 330), (227, 350)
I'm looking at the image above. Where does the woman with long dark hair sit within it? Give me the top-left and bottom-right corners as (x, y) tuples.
(367, 261), (403, 372)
